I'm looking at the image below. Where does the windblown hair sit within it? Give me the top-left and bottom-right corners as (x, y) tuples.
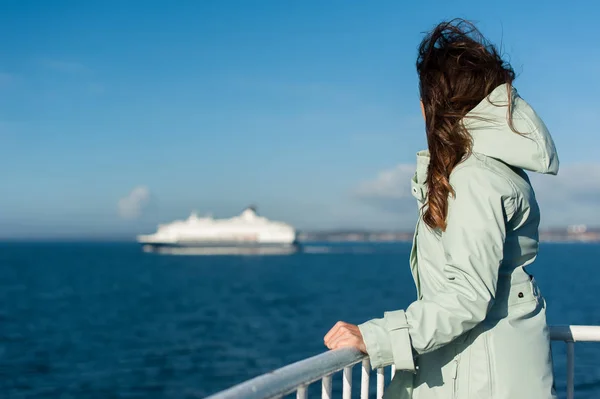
(417, 19), (515, 231)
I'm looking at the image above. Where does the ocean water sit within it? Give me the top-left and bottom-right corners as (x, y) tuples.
(1, 242), (599, 398)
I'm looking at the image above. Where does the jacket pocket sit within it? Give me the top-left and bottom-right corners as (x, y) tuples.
(452, 329), (494, 398)
(463, 330), (493, 398)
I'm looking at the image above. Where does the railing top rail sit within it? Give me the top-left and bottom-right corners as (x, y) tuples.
(206, 325), (600, 399)
(549, 325), (600, 342)
(205, 347), (366, 399)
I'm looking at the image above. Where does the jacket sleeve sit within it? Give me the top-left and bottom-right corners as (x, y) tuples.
(358, 165), (515, 370)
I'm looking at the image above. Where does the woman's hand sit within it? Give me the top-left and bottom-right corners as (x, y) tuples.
(324, 321), (367, 353)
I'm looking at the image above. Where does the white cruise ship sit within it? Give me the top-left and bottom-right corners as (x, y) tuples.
(137, 206), (298, 254)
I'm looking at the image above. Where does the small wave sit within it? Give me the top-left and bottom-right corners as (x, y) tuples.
(300, 244), (399, 254)
(301, 246), (333, 254)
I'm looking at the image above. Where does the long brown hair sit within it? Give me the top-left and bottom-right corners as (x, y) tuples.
(417, 19), (515, 231)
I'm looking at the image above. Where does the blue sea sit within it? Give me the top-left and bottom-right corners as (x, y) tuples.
(1, 242), (599, 398)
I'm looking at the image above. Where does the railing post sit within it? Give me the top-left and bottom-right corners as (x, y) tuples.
(376, 368), (385, 399)
(343, 366), (352, 399)
(296, 385), (307, 399)
(322, 374), (332, 399)
(361, 359), (370, 399)
(567, 341), (575, 399)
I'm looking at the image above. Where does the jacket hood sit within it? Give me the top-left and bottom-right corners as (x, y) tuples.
(463, 84), (559, 175)
(415, 84), (559, 177)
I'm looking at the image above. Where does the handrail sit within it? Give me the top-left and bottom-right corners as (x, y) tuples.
(549, 325), (600, 342)
(206, 325), (600, 399)
(205, 348), (366, 399)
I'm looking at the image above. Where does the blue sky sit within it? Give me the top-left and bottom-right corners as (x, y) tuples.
(1, 0), (600, 239)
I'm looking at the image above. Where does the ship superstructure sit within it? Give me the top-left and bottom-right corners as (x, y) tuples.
(137, 206), (297, 253)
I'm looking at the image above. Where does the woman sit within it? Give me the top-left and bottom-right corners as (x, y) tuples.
(324, 19), (558, 399)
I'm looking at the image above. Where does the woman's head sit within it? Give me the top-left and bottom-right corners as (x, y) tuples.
(417, 19), (515, 231)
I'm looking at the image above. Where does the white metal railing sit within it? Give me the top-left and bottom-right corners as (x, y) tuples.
(205, 325), (600, 399)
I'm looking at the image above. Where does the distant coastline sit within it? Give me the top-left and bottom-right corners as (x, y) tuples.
(297, 225), (600, 243)
(1, 225), (598, 243)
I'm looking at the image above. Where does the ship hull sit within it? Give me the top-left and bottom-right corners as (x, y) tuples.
(139, 240), (300, 255)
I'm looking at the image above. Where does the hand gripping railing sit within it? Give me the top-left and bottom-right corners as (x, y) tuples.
(205, 325), (600, 399)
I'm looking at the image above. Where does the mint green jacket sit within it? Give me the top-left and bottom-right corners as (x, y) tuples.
(358, 84), (559, 399)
